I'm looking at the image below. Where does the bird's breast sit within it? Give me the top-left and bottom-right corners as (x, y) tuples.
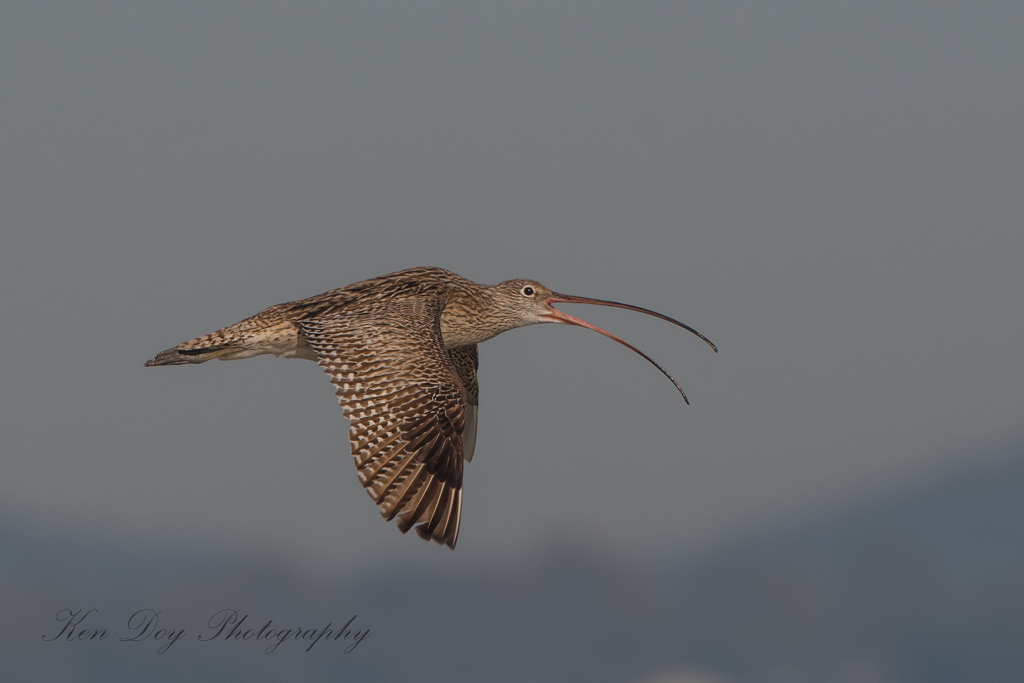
(440, 301), (505, 348)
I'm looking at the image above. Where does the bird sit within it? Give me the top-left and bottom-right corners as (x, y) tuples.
(145, 266), (716, 549)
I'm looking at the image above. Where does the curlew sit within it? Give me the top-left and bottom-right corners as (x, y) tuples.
(145, 266), (716, 549)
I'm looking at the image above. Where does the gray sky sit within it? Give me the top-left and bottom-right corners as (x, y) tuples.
(1, 1), (1022, 578)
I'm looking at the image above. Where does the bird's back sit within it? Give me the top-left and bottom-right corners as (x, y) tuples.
(146, 266), (481, 365)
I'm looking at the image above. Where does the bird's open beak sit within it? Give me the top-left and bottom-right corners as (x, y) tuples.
(540, 293), (717, 405)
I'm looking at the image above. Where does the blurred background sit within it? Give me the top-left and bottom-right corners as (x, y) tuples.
(2, 2), (1022, 681)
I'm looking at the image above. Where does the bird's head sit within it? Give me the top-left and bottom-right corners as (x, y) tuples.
(488, 278), (718, 404)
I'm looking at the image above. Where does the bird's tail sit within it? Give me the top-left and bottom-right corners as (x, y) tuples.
(144, 322), (251, 366)
(144, 344), (233, 366)
(144, 314), (302, 367)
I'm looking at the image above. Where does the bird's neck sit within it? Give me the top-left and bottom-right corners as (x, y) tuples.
(440, 286), (514, 348)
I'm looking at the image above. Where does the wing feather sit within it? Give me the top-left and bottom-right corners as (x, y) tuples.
(448, 345), (479, 462)
(299, 298), (469, 549)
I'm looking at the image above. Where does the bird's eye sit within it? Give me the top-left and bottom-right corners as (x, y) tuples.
(522, 286), (535, 297)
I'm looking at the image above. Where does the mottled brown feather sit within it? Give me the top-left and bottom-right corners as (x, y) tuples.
(448, 345), (479, 462)
(298, 296), (468, 549)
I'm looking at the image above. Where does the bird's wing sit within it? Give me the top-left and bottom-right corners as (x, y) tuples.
(447, 345), (478, 462)
(299, 299), (468, 549)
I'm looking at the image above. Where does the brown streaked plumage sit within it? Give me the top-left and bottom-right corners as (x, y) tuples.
(145, 266), (716, 549)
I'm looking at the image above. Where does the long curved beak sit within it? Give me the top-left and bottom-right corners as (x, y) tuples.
(551, 293), (717, 352)
(540, 293), (717, 405)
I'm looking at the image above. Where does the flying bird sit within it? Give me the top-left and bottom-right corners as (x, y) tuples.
(145, 267), (716, 549)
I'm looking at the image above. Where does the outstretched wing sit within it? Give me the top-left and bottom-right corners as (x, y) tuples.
(299, 298), (469, 549)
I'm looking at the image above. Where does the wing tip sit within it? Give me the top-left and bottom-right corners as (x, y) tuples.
(414, 522), (458, 549)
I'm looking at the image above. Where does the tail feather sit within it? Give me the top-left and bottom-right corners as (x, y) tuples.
(145, 314), (303, 367)
(144, 346), (230, 366)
